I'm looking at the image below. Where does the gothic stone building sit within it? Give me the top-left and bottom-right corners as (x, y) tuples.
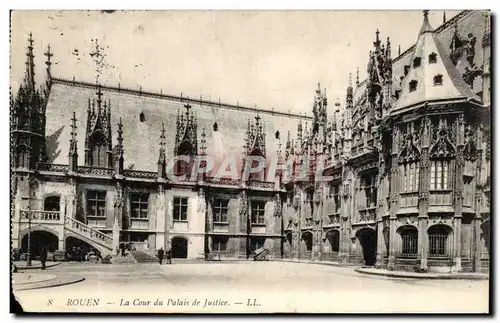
(281, 10), (491, 273)
(11, 10), (490, 272)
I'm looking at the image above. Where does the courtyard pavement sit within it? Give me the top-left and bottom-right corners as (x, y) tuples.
(13, 261), (490, 313)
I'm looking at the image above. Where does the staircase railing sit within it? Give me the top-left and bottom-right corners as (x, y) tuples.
(64, 216), (113, 249)
(20, 210), (60, 222)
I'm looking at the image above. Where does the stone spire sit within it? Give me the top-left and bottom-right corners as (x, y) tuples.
(114, 118), (124, 175)
(69, 111), (78, 172)
(158, 123), (167, 179)
(175, 103), (198, 156)
(24, 32), (36, 91)
(84, 83), (113, 167)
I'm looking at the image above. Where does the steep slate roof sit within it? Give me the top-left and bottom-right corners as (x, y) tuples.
(45, 79), (312, 173)
(352, 10), (487, 108)
(393, 12), (481, 112)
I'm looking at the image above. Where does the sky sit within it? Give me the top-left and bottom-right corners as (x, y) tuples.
(10, 10), (462, 116)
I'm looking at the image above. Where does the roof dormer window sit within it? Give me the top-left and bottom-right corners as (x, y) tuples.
(433, 74), (443, 86)
(404, 65), (410, 76)
(409, 80), (418, 92)
(429, 52), (437, 64)
(413, 57), (421, 68)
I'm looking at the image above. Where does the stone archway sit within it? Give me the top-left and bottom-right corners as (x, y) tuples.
(21, 230), (58, 258)
(356, 227), (377, 266)
(325, 230), (340, 253)
(171, 236), (188, 259)
(66, 236), (96, 260)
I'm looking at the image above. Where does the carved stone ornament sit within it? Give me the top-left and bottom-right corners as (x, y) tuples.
(430, 117), (456, 158)
(113, 193), (123, 208)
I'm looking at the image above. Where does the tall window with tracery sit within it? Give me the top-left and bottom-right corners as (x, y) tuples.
(430, 160), (450, 190)
(362, 173), (377, 208)
(88, 132), (108, 167)
(402, 162), (420, 192)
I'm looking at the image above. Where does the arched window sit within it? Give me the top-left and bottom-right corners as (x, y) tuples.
(302, 232), (313, 251)
(428, 52), (437, 64)
(44, 196), (61, 212)
(175, 141), (194, 177)
(413, 57), (422, 68)
(409, 80), (418, 92)
(326, 230), (340, 252)
(430, 160), (450, 190)
(433, 74), (443, 86)
(248, 150), (266, 181)
(399, 226), (418, 256)
(16, 145), (29, 168)
(89, 132), (108, 167)
(428, 225), (452, 257)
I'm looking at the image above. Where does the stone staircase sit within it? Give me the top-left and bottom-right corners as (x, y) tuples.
(131, 250), (158, 263)
(64, 216), (114, 255)
(112, 253), (138, 264)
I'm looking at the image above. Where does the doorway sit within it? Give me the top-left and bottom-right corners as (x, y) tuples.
(357, 228), (377, 266)
(171, 236), (188, 258)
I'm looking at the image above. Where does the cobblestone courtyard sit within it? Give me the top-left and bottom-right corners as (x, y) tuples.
(14, 261), (489, 313)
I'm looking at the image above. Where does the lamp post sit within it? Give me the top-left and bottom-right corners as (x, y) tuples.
(23, 174), (37, 267)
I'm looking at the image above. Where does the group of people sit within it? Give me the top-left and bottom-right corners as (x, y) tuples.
(116, 242), (137, 257)
(67, 246), (102, 262)
(157, 248), (172, 265)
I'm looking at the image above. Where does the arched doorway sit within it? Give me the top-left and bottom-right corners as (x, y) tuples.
(357, 228), (377, 266)
(171, 236), (188, 258)
(301, 231), (313, 258)
(44, 196), (61, 211)
(325, 230), (340, 253)
(66, 237), (95, 261)
(283, 231), (293, 258)
(21, 231), (58, 259)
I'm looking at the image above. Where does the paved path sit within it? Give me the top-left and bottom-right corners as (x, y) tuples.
(356, 267), (489, 280)
(13, 262), (489, 313)
(13, 261), (62, 270)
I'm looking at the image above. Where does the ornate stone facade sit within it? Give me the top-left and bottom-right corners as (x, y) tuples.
(10, 11), (490, 270)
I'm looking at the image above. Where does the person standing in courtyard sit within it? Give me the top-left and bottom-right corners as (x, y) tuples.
(40, 246), (48, 270)
(166, 248), (172, 265)
(158, 247), (165, 265)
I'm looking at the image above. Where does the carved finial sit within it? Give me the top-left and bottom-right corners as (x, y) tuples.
(70, 111), (77, 140)
(44, 44), (53, 73)
(200, 128), (207, 154)
(96, 83), (103, 112)
(24, 32), (36, 90)
(423, 10), (429, 19)
(398, 44), (401, 56)
(348, 73), (352, 88)
(443, 11), (447, 24)
(356, 67), (359, 85)
(184, 103), (192, 117)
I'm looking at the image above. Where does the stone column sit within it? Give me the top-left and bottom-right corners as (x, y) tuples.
(57, 195), (67, 251)
(452, 115), (465, 273)
(11, 190), (21, 249)
(156, 184), (167, 250)
(375, 156), (386, 268)
(418, 119), (430, 271)
(387, 126), (400, 270)
(112, 183), (124, 252)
